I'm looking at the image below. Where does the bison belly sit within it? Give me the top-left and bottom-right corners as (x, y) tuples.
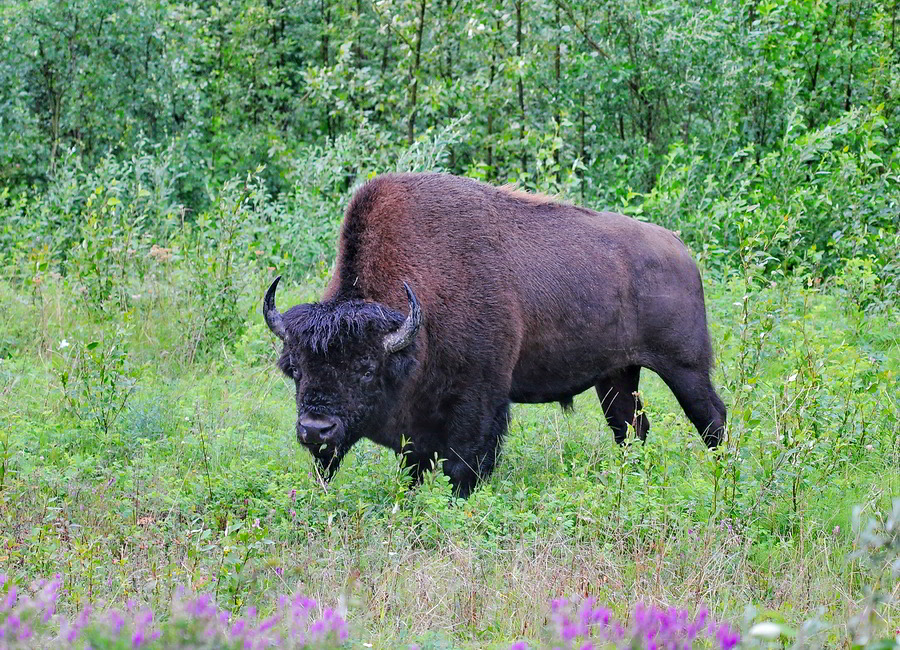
(508, 301), (636, 405)
(504, 227), (707, 407)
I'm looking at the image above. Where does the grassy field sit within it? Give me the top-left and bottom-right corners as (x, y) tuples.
(1, 261), (898, 647)
(2, 0), (899, 643)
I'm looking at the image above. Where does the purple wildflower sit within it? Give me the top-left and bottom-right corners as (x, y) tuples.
(258, 614), (280, 634)
(3, 584), (17, 611)
(560, 619), (578, 641)
(546, 598), (740, 650)
(308, 618), (326, 637)
(591, 606), (611, 626)
(108, 609), (125, 635)
(716, 622), (741, 650)
(61, 605), (92, 643)
(293, 594), (316, 611)
(131, 609), (154, 648)
(551, 597), (568, 613)
(17, 622), (32, 642)
(230, 619), (246, 637)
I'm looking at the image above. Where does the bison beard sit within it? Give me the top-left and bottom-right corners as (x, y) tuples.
(265, 173), (726, 497)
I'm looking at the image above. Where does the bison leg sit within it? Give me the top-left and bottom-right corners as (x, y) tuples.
(443, 400), (509, 498)
(655, 364), (726, 447)
(595, 366), (650, 444)
(401, 450), (434, 485)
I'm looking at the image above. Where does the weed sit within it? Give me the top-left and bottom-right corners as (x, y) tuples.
(56, 327), (142, 439)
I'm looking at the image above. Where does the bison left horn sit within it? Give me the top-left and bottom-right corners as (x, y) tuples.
(263, 276), (287, 341)
(383, 282), (422, 353)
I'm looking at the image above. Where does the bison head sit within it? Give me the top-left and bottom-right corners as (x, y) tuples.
(263, 277), (422, 477)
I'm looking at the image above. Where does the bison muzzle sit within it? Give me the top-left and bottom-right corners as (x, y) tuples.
(265, 173), (726, 497)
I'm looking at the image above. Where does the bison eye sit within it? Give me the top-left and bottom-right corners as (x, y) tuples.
(361, 368), (375, 382)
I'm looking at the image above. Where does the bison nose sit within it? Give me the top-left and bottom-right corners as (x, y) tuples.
(298, 414), (338, 442)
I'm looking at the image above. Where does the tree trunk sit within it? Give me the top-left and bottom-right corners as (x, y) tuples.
(354, 0), (365, 61)
(321, 0), (332, 137)
(487, 26), (498, 179)
(407, 0), (427, 145)
(554, 2), (561, 182)
(444, 0), (455, 168)
(515, 0), (527, 177)
(579, 88), (586, 201)
(844, 1), (859, 112)
(892, 0), (898, 54)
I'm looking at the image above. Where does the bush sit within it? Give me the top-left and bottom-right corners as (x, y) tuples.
(633, 108), (900, 295)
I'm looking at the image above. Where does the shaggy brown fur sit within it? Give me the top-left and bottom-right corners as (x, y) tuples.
(265, 173), (725, 496)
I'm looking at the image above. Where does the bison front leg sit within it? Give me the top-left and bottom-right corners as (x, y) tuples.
(400, 448), (434, 485)
(443, 400), (510, 498)
(595, 366), (650, 444)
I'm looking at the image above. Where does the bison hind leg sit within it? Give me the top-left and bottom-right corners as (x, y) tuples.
(595, 366), (650, 444)
(706, 384), (727, 447)
(655, 363), (725, 447)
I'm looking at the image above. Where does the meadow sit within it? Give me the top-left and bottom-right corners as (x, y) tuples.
(0, 140), (898, 647)
(2, 0), (899, 646)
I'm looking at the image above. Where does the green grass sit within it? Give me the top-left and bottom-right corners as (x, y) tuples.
(0, 270), (898, 648)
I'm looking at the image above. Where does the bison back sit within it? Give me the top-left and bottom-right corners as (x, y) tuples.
(328, 173), (712, 401)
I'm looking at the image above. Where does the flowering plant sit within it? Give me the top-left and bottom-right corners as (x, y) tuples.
(0, 574), (347, 649)
(510, 598), (741, 650)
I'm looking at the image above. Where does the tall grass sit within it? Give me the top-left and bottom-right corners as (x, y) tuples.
(0, 126), (897, 648)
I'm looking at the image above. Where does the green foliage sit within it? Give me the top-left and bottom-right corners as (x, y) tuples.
(0, 264), (897, 645)
(173, 173), (267, 362)
(272, 118), (466, 273)
(0, 0), (899, 646)
(635, 107), (899, 284)
(2, 0), (897, 281)
(56, 327), (141, 438)
(849, 499), (900, 648)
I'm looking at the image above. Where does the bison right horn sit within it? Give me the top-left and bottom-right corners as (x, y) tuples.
(263, 276), (288, 341)
(383, 282), (422, 353)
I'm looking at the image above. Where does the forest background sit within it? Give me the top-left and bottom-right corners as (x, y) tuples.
(0, 0), (899, 648)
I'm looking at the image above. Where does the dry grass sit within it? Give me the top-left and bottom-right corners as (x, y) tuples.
(1, 276), (898, 648)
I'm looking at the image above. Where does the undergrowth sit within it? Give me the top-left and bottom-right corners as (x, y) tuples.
(0, 122), (898, 648)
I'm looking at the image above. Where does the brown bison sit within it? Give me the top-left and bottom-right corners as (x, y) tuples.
(264, 172), (725, 496)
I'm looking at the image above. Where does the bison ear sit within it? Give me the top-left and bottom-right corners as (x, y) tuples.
(264, 276), (288, 341)
(383, 282), (422, 353)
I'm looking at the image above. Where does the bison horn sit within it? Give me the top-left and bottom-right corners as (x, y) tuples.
(263, 276), (287, 341)
(383, 282), (422, 353)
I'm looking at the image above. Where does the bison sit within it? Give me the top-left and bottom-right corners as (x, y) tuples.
(264, 172), (725, 497)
